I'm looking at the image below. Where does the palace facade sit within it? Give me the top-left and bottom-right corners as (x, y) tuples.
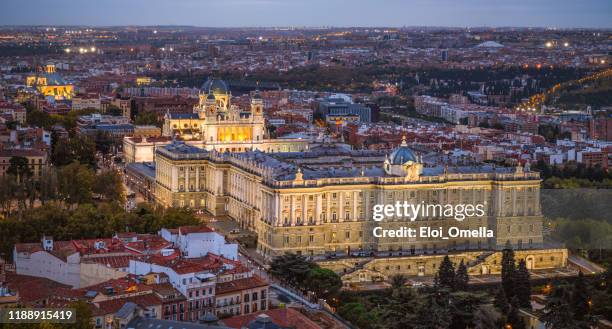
(140, 136), (567, 280)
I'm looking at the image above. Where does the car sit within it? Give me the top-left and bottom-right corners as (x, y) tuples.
(230, 228), (241, 234)
(408, 281), (425, 288)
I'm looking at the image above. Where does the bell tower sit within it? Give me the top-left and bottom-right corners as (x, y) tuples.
(251, 88), (264, 142)
(205, 93), (217, 118)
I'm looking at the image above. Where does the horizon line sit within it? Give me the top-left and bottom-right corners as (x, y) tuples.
(1, 24), (611, 30)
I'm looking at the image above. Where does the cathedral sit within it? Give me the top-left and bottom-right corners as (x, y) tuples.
(26, 64), (74, 100)
(161, 76), (308, 153)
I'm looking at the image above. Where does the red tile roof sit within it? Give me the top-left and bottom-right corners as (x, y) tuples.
(84, 255), (142, 268)
(80, 276), (151, 296)
(4, 273), (72, 306)
(14, 240), (78, 262)
(215, 275), (268, 295)
(179, 225), (214, 234)
(222, 308), (321, 329)
(93, 293), (163, 316)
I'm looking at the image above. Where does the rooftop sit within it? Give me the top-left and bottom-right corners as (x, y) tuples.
(128, 316), (230, 329)
(215, 275), (268, 295)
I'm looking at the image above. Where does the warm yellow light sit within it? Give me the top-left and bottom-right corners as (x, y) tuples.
(91, 46), (96, 52)
(65, 48), (71, 53)
(563, 42), (569, 47)
(545, 41), (552, 48)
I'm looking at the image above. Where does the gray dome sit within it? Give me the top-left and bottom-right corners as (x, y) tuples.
(201, 77), (228, 94)
(248, 314), (281, 329)
(389, 137), (417, 164)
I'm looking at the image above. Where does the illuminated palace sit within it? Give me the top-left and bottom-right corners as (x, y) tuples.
(161, 76), (308, 153)
(26, 64), (74, 100)
(140, 137), (567, 282)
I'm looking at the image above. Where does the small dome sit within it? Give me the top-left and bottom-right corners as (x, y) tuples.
(207, 92), (216, 100)
(200, 312), (218, 324)
(201, 77), (228, 94)
(252, 91), (262, 100)
(389, 136), (417, 165)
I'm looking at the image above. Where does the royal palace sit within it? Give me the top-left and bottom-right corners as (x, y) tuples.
(126, 78), (567, 283)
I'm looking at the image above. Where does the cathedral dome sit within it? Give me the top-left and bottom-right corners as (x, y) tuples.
(389, 136), (417, 165)
(202, 78), (229, 95)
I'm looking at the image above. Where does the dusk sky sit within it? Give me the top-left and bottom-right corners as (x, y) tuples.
(1, 0), (611, 28)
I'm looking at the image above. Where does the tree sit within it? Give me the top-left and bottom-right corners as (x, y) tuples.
(506, 299), (526, 329)
(390, 274), (408, 289)
(134, 111), (161, 127)
(0, 175), (17, 216)
(26, 108), (54, 129)
(93, 170), (125, 203)
(570, 272), (590, 322)
(514, 259), (532, 308)
(501, 242), (516, 299)
(337, 302), (375, 329)
(378, 287), (421, 329)
(38, 167), (59, 205)
(58, 162), (95, 206)
(448, 292), (485, 329)
(154, 207), (200, 232)
(437, 255), (455, 289)
(542, 283), (588, 329)
(7, 156), (32, 182)
(494, 286), (510, 314)
(454, 260), (469, 291)
(270, 253), (316, 286)
(305, 267), (342, 300)
(52, 135), (97, 167)
(414, 291), (451, 329)
(473, 306), (502, 329)
(66, 300), (94, 329)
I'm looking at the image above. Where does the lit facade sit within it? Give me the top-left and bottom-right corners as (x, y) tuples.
(149, 138), (566, 278)
(160, 77), (308, 153)
(26, 64), (74, 100)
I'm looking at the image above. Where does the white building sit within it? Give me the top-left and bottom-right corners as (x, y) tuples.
(12, 226), (234, 288)
(160, 226), (238, 260)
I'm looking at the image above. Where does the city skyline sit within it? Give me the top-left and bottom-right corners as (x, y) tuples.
(1, 0), (612, 28)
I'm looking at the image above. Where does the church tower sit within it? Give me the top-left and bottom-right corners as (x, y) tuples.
(251, 89), (265, 142)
